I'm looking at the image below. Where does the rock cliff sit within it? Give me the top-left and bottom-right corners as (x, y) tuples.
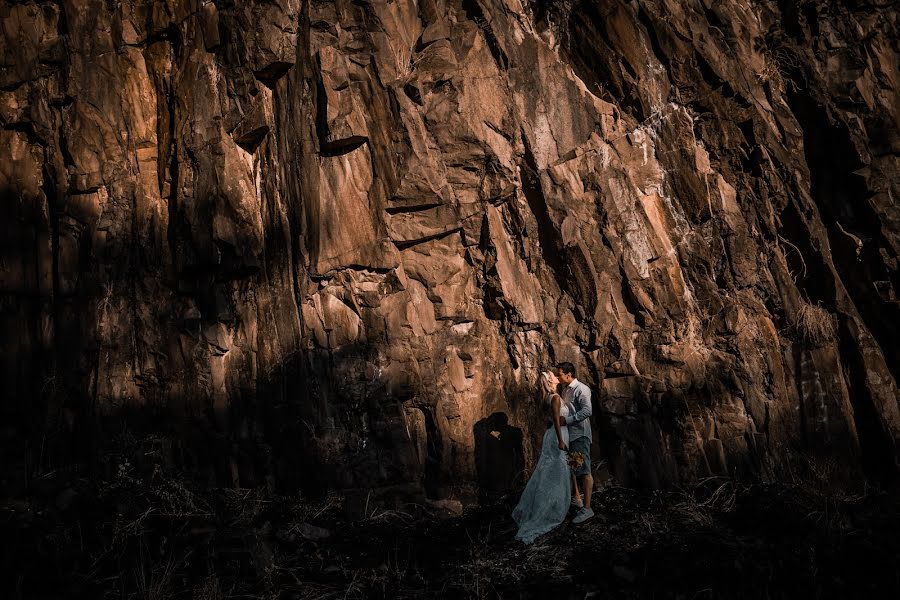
(2, 0), (899, 501)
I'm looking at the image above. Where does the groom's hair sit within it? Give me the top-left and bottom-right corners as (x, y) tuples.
(556, 362), (576, 377)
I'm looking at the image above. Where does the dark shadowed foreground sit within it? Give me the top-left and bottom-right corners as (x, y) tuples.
(3, 431), (898, 599)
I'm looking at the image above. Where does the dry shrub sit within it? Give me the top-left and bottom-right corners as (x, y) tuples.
(793, 300), (837, 347)
(756, 58), (786, 93)
(796, 453), (865, 503)
(787, 454), (867, 537)
(671, 478), (740, 530)
(193, 575), (222, 600)
(755, 39), (799, 95)
(223, 487), (269, 526)
(150, 465), (211, 517)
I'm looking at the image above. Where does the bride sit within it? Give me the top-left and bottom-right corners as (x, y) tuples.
(512, 370), (574, 544)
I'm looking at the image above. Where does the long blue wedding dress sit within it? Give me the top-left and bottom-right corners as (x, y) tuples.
(512, 396), (572, 544)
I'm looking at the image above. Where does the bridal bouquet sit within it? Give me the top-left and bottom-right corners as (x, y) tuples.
(566, 450), (585, 472)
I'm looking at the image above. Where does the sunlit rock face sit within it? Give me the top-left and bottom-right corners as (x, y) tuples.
(2, 0), (899, 500)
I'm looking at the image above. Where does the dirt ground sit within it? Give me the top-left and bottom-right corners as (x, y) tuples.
(4, 455), (899, 600)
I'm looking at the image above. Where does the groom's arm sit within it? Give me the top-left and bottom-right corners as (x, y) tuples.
(565, 385), (592, 425)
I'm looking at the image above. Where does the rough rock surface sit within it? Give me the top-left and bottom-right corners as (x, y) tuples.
(2, 0), (899, 501)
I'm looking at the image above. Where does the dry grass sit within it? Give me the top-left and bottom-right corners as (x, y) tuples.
(795, 453), (867, 505)
(755, 59), (785, 92)
(11, 422), (898, 599)
(192, 575), (222, 600)
(793, 300), (837, 347)
(281, 490), (343, 527)
(755, 43), (800, 95)
(10, 470), (898, 599)
(223, 486), (269, 526)
(133, 550), (189, 600)
(672, 479), (738, 528)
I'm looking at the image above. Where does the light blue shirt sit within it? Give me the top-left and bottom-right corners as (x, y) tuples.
(563, 378), (592, 442)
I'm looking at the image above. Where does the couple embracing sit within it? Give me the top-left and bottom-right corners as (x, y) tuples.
(512, 362), (594, 544)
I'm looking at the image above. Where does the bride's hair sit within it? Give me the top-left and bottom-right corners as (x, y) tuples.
(539, 371), (557, 397)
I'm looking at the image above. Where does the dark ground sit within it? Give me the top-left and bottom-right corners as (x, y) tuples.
(3, 434), (899, 599)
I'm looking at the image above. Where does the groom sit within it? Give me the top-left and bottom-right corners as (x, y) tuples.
(556, 362), (594, 523)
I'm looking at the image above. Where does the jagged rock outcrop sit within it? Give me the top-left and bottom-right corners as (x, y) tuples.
(2, 0), (899, 501)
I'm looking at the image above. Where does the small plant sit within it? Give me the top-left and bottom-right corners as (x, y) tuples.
(223, 486), (269, 526)
(793, 300), (837, 347)
(754, 35), (800, 95)
(193, 575), (222, 600)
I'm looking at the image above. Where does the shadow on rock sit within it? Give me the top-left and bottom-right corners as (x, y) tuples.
(474, 412), (525, 503)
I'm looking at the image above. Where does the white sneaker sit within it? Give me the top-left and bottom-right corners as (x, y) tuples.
(572, 507), (594, 524)
(571, 496), (583, 508)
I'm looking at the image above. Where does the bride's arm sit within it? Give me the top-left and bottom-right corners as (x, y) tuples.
(551, 394), (567, 451)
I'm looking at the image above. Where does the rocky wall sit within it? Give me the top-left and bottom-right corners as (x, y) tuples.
(2, 0), (899, 501)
